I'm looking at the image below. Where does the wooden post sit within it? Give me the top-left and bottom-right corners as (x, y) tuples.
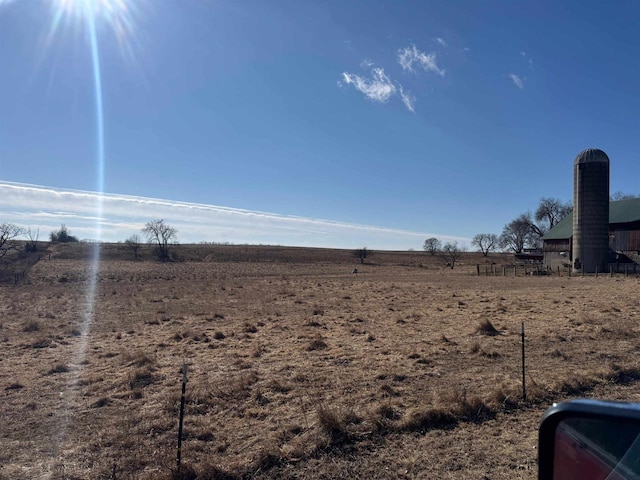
(476, 265), (480, 276)
(502, 266), (506, 277)
(557, 266), (560, 277)
(177, 364), (188, 470)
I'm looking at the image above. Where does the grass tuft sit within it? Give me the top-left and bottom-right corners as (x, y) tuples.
(316, 403), (350, 444)
(128, 367), (155, 390)
(47, 364), (69, 375)
(475, 319), (500, 336)
(23, 320), (40, 332)
(307, 334), (328, 351)
(213, 331), (225, 340)
(401, 407), (457, 432)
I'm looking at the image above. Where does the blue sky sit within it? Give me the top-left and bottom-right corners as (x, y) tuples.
(0, 0), (638, 249)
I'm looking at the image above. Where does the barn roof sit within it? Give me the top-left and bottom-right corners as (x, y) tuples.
(542, 198), (640, 241)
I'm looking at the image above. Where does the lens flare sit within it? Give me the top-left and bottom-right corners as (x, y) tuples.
(47, 0), (139, 61)
(1, 0), (143, 474)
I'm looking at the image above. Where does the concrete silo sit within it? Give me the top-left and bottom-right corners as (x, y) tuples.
(572, 148), (610, 273)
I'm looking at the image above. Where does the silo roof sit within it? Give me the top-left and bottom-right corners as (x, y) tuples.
(574, 148), (610, 165)
(542, 198), (640, 241)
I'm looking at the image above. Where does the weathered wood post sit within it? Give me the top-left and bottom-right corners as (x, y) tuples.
(476, 265), (480, 276)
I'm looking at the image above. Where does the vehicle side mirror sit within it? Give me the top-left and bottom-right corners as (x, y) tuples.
(539, 399), (640, 479)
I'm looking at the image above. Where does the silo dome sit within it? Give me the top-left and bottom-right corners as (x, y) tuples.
(574, 148), (610, 165)
(572, 148), (610, 273)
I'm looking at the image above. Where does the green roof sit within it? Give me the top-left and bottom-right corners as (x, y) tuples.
(542, 198), (640, 241)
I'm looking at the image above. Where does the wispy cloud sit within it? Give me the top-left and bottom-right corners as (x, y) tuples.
(520, 51), (534, 68)
(0, 181), (469, 249)
(360, 58), (374, 68)
(397, 84), (415, 112)
(397, 44), (445, 76)
(340, 68), (396, 103)
(508, 73), (525, 89)
(435, 37), (447, 47)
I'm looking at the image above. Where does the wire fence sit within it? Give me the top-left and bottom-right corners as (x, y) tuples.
(475, 262), (639, 277)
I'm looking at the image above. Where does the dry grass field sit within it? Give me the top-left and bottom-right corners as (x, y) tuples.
(1, 244), (640, 479)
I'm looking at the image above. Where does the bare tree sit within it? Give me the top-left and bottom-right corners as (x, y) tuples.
(142, 219), (177, 260)
(125, 234), (142, 260)
(25, 228), (40, 252)
(442, 241), (466, 269)
(511, 198), (572, 248)
(535, 197), (572, 231)
(0, 223), (24, 259)
(472, 233), (499, 256)
(611, 191), (639, 201)
(423, 237), (441, 255)
(353, 247), (371, 264)
(499, 215), (533, 253)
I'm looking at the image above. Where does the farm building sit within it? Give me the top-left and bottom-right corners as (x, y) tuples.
(543, 197), (640, 271)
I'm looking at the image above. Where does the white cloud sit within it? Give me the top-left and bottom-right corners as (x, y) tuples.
(508, 73), (524, 89)
(397, 44), (445, 76)
(397, 84), (415, 112)
(0, 181), (470, 249)
(360, 58), (374, 68)
(520, 51), (533, 68)
(341, 68), (396, 103)
(436, 37), (447, 47)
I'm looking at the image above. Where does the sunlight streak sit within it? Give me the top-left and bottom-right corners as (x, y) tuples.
(32, 0), (121, 474)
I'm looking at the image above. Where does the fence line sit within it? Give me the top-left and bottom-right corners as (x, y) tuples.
(476, 262), (638, 277)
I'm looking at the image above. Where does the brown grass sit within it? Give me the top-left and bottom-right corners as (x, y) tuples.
(1, 243), (640, 479)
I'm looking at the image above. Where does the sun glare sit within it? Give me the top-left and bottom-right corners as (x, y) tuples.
(47, 0), (138, 57)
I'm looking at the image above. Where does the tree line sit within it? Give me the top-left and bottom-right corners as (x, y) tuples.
(421, 197), (573, 257)
(0, 219), (178, 262)
(462, 191), (638, 256)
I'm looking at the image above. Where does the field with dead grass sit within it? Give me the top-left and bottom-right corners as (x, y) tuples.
(1, 244), (640, 479)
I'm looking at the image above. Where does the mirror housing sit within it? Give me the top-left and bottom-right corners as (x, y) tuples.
(539, 399), (640, 480)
